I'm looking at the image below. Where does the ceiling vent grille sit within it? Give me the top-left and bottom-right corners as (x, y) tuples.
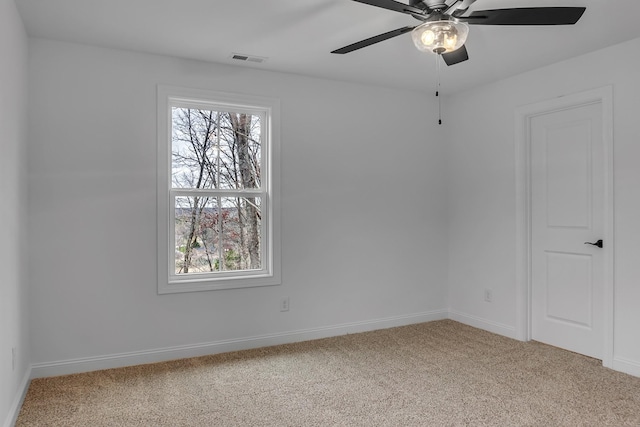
(230, 53), (267, 63)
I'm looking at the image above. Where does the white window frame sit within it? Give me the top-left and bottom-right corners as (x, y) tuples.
(157, 85), (281, 294)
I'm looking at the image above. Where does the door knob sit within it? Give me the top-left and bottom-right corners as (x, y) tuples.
(584, 239), (603, 248)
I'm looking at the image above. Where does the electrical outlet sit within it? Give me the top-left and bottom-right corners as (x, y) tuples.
(280, 297), (290, 312)
(12, 347), (16, 371)
(484, 289), (493, 303)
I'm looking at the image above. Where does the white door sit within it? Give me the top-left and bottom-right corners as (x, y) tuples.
(530, 101), (604, 360)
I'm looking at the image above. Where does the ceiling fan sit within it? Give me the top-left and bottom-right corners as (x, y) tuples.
(331, 0), (586, 65)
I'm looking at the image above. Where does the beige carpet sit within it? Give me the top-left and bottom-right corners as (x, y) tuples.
(16, 320), (640, 426)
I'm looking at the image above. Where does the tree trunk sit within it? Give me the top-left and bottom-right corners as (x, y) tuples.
(229, 113), (260, 269)
(182, 196), (199, 273)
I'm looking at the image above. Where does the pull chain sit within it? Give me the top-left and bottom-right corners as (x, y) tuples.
(436, 53), (442, 125)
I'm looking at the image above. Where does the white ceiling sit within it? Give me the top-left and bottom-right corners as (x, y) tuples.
(15, 0), (640, 94)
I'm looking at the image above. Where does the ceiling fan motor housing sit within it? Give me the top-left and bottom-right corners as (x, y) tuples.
(415, 0), (448, 10)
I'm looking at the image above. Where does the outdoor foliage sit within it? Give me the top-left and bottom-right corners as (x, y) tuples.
(171, 107), (262, 274)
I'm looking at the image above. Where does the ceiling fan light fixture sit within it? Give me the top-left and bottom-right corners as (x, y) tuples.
(411, 20), (468, 54)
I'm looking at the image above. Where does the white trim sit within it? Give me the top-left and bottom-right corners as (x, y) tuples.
(30, 310), (448, 378)
(156, 85), (281, 294)
(3, 367), (31, 427)
(612, 357), (640, 378)
(448, 310), (517, 339)
(514, 86), (614, 368)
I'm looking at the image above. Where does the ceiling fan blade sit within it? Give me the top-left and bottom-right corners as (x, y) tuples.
(462, 7), (586, 25)
(350, 0), (426, 16)
(331, 26), (415, 54)
(441, 45), (469, 66)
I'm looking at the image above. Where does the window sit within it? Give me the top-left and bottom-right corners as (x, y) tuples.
(157, 85), (280, 293)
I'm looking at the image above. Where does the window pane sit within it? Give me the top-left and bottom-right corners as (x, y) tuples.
(174, 196), (262, 274)
(218, 113), (261, 190)
(220, 197), (262, 271)
(174, 196), (220, 274)
(171, 107), (261, 190)
(171, 108), (219, 189)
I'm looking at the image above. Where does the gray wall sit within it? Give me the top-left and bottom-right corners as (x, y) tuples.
(0, 0), (30, 425)
(26, 39), (449, 371)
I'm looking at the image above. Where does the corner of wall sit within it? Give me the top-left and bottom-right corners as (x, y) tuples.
(0, 0), (31, 425)
(2, 369), (31, 427)
(448, 310), (518, 340)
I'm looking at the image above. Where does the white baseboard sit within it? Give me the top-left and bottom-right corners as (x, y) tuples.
(448, 310), (517, 339)
(31, 310), (448, 379)
(612, 357), (640, 378)
(3, 367), (31, 427)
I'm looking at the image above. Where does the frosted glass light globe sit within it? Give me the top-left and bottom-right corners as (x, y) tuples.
(411, 20), (469, 54)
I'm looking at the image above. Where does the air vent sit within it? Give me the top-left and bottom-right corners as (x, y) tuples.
(230, 53), (267, 64)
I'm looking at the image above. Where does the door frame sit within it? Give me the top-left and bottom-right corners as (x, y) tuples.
(514, 86), (614, 368)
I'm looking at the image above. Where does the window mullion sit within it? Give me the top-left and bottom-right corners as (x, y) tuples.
(218, 195), (223, 271)
(216, 112), (224, 272)
(171, 189), (262, 197)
